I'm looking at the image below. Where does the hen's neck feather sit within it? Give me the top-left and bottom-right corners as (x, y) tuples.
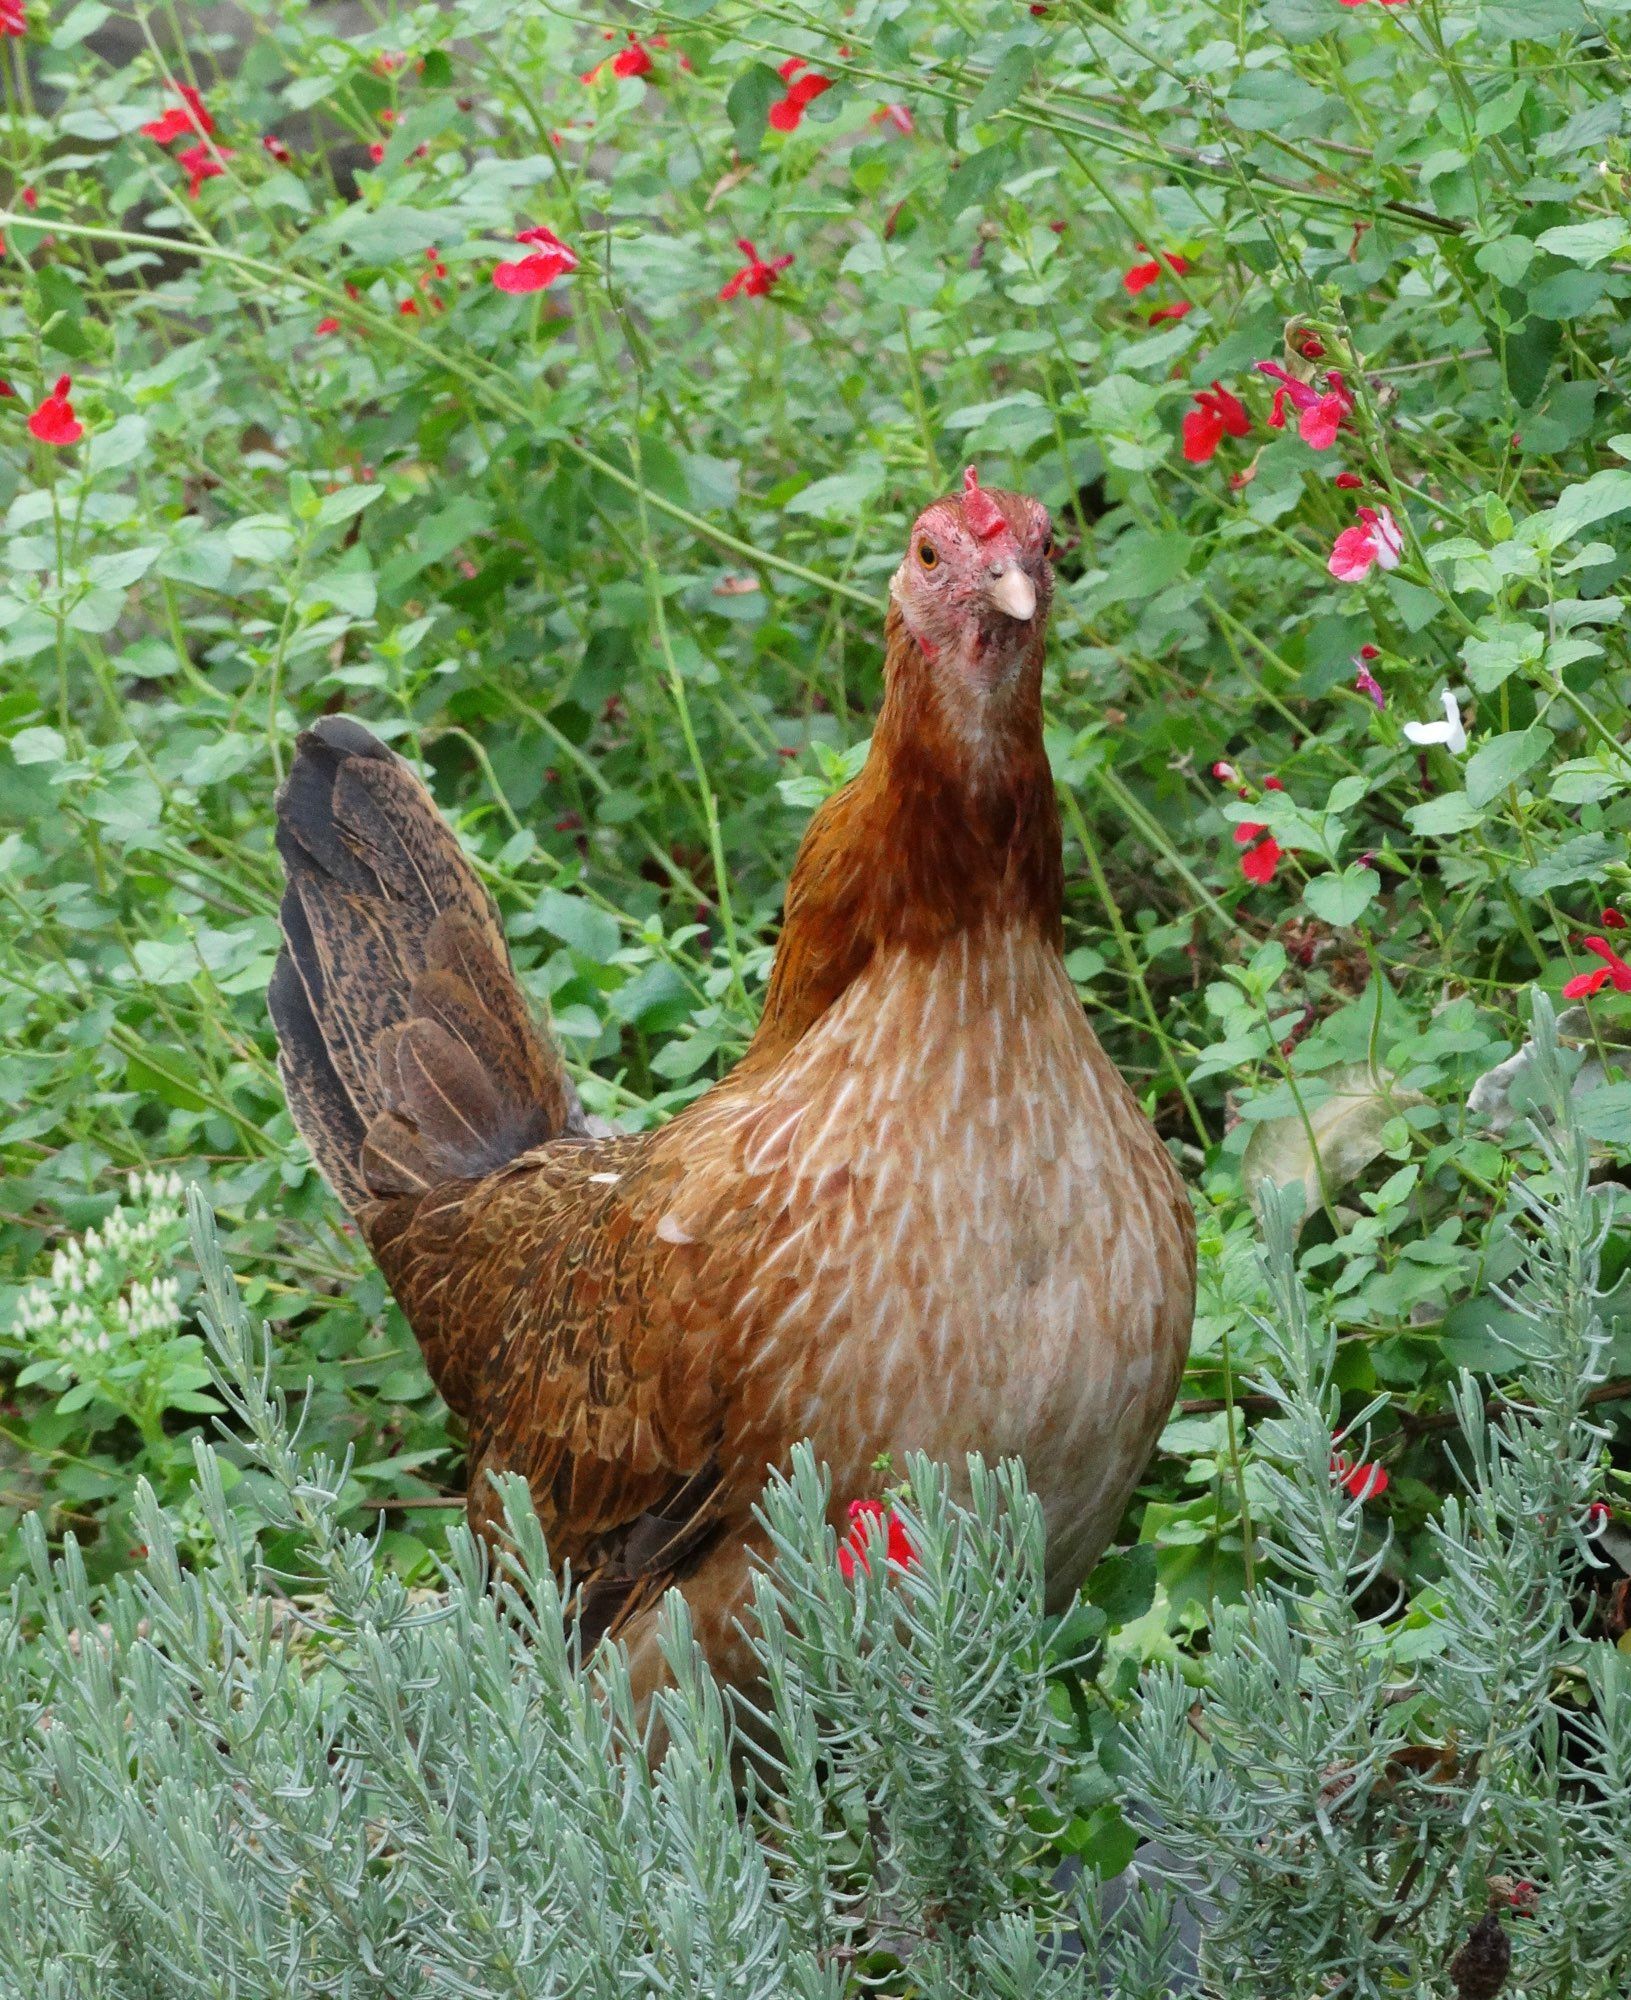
(748, 601), (1063, 1067)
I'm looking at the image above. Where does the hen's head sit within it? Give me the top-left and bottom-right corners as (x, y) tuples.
(889, 467), (1053, 697)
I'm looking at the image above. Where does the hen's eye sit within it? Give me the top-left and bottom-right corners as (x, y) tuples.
(917, 541), (939, 569)
(1042, 534), (1055, 560)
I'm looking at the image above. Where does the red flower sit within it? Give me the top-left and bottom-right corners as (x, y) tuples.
(140, 82), (212, 145)
(1561, 935), (1631, 1000)
(0, 0), (24, 36)
(177, 141), (230, 199)
(261, 133), (293, 164)
(27, 374), (82, 446)
(1331, 1450), (1388, 1502)
(836, 1497), (917, 1581)
(368, 141), (387, 163)
(1123, 245), (1189, 294)
(1586, 1500), (1610, 1533)
(1181, 381), (1250, 464)
(720, 237), (793, 300)
(769, 61), (833, 131)
(1148, 300), (1193, 324)
(1211, 760), (1239, 784)
(1601, 908), (1627, 929)
(1239, 831), (1281, 886)
(315, 315), (341, 335)
(492, 224), (578, 294)
(1335, 470), (1363, 490)
(1298, 334), (1326, 359)
(397, 297), (419, 316)
(611, 35), (654, 78)
(0, 380), (13, 398)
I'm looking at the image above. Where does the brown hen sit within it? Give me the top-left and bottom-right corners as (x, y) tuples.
(269, 471), (1195, 1698)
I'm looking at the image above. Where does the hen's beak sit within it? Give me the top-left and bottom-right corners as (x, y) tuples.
(986, 565), (1037, 622)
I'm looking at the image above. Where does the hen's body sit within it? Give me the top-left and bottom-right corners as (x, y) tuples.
(271, 477), (1194, 1697)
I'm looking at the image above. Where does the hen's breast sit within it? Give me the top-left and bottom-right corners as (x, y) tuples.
(665, 922), (1195, 1602)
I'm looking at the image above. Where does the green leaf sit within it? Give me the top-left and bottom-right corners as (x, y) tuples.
(725, 63), (781, 159)
(316, 484), (386, 529)
(1461, 620), (1542, 692)
(1518, 469), (1631, 550)
(1474, 236), (1536, 285)
(1093, 530), (1192, 606)
(943, 143), (1013, 219)
(969, 46), (1033, 124)
(1534, 218), (1631, 267)
(1405, 792), (1486, 837)
(225, 515), (297, 563)
(1085, 1543), (1157, 1626)
(534, 888), (621, 964)
(784, 466), (887, 519)
(1464, 726), (1553, 807)
(1304, 865), (1380, 928)
(9, 726), (67, 767)
(1513, 832), (1620, 895)
(1579, 1083), (1631, 1149)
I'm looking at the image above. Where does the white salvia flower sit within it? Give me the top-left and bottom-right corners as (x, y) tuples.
(1402, 689), (1468, 756)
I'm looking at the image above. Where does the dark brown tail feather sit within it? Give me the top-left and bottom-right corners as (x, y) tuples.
(270, 716), (585, 1212)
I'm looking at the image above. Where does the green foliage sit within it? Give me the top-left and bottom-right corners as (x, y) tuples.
(0, 0), (1629, 1926)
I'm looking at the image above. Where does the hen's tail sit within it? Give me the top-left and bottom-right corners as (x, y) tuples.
(269, 717), (585, 1215)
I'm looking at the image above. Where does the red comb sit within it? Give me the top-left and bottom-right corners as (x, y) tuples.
(962, 464), (1005, 540)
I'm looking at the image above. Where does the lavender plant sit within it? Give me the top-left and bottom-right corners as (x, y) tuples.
(0, 996), (1621, 1997)
(1126, 994), (1628, 1998)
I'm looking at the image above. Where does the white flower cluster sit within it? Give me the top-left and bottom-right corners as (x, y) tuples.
(8, 1173), (187, 1368)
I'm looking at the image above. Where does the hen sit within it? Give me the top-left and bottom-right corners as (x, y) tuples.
(269, 470), (1195, 1698)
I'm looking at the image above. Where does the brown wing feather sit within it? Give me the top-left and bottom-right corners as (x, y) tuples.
(363, 1135), (735, 1631)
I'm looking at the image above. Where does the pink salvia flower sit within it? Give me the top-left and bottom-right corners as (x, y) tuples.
(1299, 370), (1353, 451)
(1255, 359), (1318, 413)
(1328, 505), (1403, 582)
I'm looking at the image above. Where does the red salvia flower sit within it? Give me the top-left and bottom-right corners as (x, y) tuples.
(177, 141), (230, 199)
(1331, 1450), (1389, 1502)
(611, 34), (654, 78)
(1335, 470), (1363, 490)
(836, 1498), (917, 1581)
(1238, 830), (1281, 885)
(492, 224), (578, 294)
(27, 375), (82, 446)
(140, 82), (212, 145)
(315, 316), (341, 335)
(1561, 935), (1631, 1000)
(1181, 381), (1250, 464)
(0, 380), (14, 397)
(769, 59), (833, 131)
(0, 0), (24, 36)
(1123, 245), (1189, 294)
(720, 237), (793, 300)
(261, 133), (293, 164)
(1148, 300), (1192, 324)
(368, 142), (386, 163)
(1601, 908), (1627, 929)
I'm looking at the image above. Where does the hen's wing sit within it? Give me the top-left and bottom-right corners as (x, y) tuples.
(364, 1130), (744, 1640)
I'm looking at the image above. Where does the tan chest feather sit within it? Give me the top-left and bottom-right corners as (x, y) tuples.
(652, 926), (1194, 1587)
